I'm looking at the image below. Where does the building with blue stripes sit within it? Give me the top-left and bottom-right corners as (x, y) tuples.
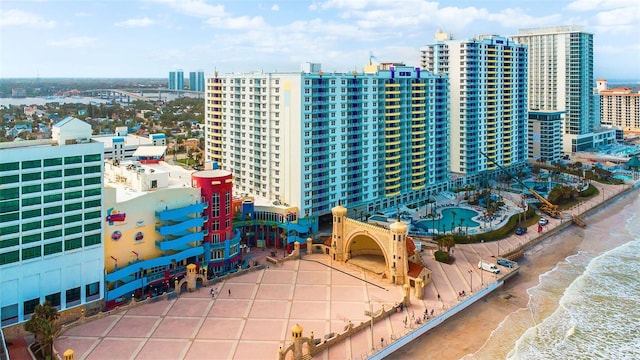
(205, 62), (450, 219)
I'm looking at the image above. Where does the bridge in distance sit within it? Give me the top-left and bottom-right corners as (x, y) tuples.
(81, 88), (204, 102)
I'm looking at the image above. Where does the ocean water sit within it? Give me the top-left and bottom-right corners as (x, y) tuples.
(468, 190), (640, 359)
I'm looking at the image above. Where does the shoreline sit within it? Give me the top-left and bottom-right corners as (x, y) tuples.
(388, 182), (637, 360)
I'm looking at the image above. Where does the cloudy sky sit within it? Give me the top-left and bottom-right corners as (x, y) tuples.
(1, 0), (639, 79)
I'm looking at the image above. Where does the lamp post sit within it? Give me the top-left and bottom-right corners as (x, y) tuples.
(468, 269), (473, 293)
(480, 258), (484, 286)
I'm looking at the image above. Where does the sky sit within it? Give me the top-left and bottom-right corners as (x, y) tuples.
(1, 0), (639, 79)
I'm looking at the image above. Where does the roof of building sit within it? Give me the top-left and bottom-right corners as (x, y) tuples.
(406, 238), (417, 254)
(407, 261), (426, 278)
(132, 146), (167, 158)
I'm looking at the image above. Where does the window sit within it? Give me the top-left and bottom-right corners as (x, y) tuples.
(1, 304), (18, 325)
(22, 160), (41, 169)
(65, 226), (82, 236)
(66, 287), (81, 306)
(65, 214), (82, 224)
(22, 197), (41, 206)
(86, 282), (100, 299)
(0, 250), (19, 265)
(0, 237), (19, 249)
(64, 168), (82, 176)
(22, 208), (41, 219)
(45, 292), (61, 307)
(44, 242), (62, 256)
(64, 156), (82, 164)
(22, 172), (41, 181)
(65, 238), (82, 251)
(44, 205), (63, 215)
(84, 177), (101, 185)
(84, 166), (101, 174)
(22, 221), (41, 232)
(22, 184), (41, 194)
(0, 174), (19, 184)
(23, 298), (40, 316)
(0, 199), (19, 213)
(43, 182), (62, 191)
(84, 211), (101, 220)
(84, 222), (101, 232)
(65, 179), (82, 188)
(22, 246), (41, 260)
(65, 190), (83, 200)
(84, 200), (101, 208)
(44, 229), (62, 240)
(44, 158), (62, 166)
(84, 154), (101, 162)
(84, 188), (101, 197)
(0, 162), (19, 171)
(85, 233), (101, 246)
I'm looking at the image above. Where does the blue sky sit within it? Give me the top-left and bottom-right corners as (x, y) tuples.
(1, 0), (639, 79)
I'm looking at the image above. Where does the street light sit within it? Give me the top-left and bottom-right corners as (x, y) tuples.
(468, 269), (473, 293)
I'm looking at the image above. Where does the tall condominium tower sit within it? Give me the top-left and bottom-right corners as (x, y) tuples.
(205, 63), (450, 217)
(597, 79), (640, 133)
(0, 117), (104, 326)
(169, 69), (185, 90)
(189, 71), (205, 92)
(421, 33), (529, 179)
(512, 26), (595, 137)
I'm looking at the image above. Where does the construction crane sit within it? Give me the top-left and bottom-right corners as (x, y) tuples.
(479, 151), (585, 227)
(479, 151), (563, 217)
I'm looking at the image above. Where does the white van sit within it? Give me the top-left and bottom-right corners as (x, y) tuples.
(478, 260), (500, 274)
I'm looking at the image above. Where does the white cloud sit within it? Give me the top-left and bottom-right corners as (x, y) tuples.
(115, 17), (155, 27)
(565, 0), (637, 11)
(271, 4), (280, 11)
(47, 36), (99, 48)
(487, 8), (563, 29)
(149, 0), (226, 18)
(0, 9), (56, 28)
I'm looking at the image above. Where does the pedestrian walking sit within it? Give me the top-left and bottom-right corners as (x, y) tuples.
(228, 289), (231, 296)
(431, 309), (434, 316)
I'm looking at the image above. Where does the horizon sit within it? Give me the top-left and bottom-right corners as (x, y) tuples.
(1, 0), (639, 79)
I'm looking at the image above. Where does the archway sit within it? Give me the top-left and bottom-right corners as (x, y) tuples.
(346, 233), (389, 277)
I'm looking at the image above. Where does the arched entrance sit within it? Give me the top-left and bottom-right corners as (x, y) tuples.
(346, 233), (389, 277)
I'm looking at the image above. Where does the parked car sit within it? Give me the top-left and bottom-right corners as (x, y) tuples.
(515, 227), (527, 235)
(478, 260), (500, 274)
(538, 217), (549, 226)
(497, 258), (515, 268)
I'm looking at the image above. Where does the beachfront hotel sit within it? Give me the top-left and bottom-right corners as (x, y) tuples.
(528, 111), (564, 163)
(420, 32), (529, 182)
(205, 63), (450, 219)
(0, 117), (105, 326)
(597, 79), (640, 134)
(512, 26), (597, 152)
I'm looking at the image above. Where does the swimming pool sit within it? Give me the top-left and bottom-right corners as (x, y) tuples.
(416, 207), (480, 233)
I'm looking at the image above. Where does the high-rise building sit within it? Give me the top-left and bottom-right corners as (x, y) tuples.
(205, 63), (450, 217)
(528, 111), (564, 163)
(512, 26), (596, 141)
(0, 117), (104, 326)
(189, 71), (205, 92)
(421, 33), (529, 179)
(169, 69), (184, 90)
(598, 79), (640, 134)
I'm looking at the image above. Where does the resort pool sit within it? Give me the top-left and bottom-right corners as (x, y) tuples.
(613, 174), (632, 181)
(416, 207), (480, 233)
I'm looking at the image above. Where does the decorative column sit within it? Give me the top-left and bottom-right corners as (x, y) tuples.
(414, 278), (425, 299)
(186, 263), (197, 292)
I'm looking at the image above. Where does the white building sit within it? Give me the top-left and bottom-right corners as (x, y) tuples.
(421, 32), (529, 181)
(598, 79), (640, 134)
(512, 26), (596, 152)
(0, 118), (104, 326)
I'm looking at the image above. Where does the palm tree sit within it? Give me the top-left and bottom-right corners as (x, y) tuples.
(24, 302), (61, 359)
(451, 210), (457, 235)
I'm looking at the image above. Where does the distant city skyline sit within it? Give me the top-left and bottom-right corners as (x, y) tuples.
(1, 0), (639, 79)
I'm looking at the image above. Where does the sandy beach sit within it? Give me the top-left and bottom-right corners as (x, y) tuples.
(389, 183), (635, 360)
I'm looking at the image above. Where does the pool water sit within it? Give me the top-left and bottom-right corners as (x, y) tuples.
(417, 207), (480, 232)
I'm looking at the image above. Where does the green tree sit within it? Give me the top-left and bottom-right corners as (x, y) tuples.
(24, 302), (61, 359)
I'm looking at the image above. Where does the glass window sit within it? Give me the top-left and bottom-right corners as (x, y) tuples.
(44, 229), (62, 240)
(0, 174), (19, 184)
(0, 250), (19, 265)
(23, 298), (39, 315)
(84, 200), (100, 208)
(22, 233), (40, 244)
(44, 242), (62, 256)
(0, 200), (19, 213)
(0, 187), (19, 199)
(1, 304), (18, 325)
(65, 226), (82, 236)
(0, 162), (19, 171)
(86, 282), (100, 297)
(43, 182), (62, 191)
(43, 170), (62, 179)
(84, 222), (101, 232)
(44, 205), (63, 215)
(22, 196), (41, 206)
(45, 292), (61, 307)
(84, 177), (101, 185)
(44, 194), (62, 202)
(66, 287), (81, 305)
(84, 188), (101, 197)
(64, 179), (82, 188)
(64, 168), (82, 176)
(22, 184), (41, 194)
(84, 166), (101, 174)
(22, 246), (41, 260)
(85, 233), (101, 246)
(22, 221), (41, 232)
(0, 237), (19, 249)
(64, 156), (82, 164)
(84, 154), (101, 162)
(44, 158), (62, 166)
(22, 172), (41, 181)
(22, 160), (41, 169)
(84, 211), (101, 220)
(22, 208), (41, 219)
(64, 203), (82, 212)
(65, 190), (83, 200)
(44, 218), (62, 227)
(65, 214), (82, 224)
(65, 238), (82, 250)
